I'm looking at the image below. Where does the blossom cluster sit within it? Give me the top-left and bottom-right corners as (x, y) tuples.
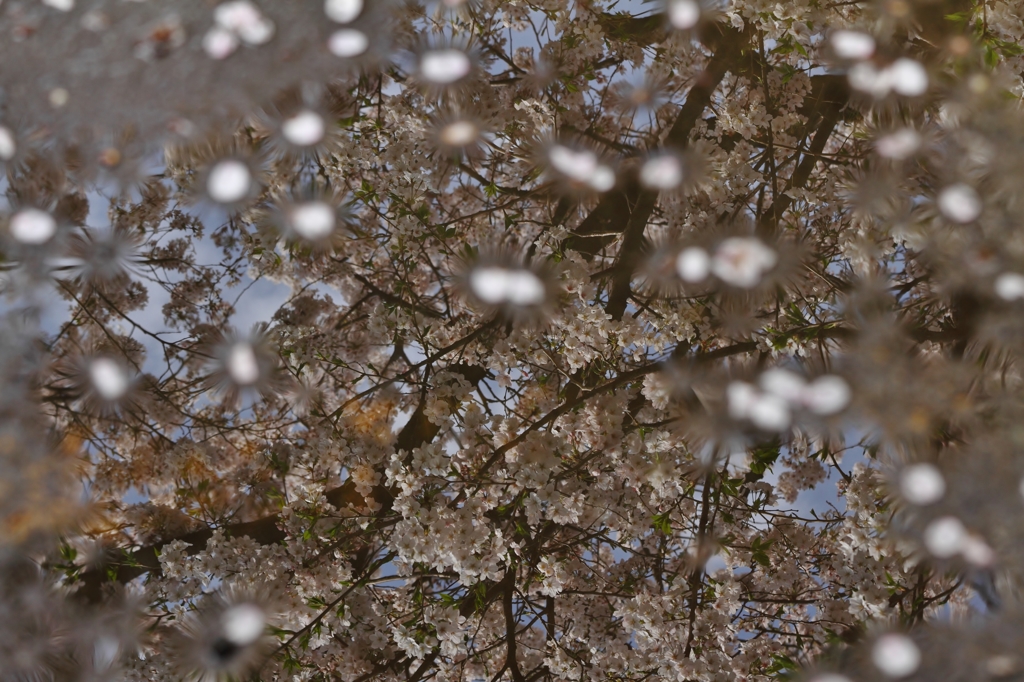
(2, 0), (1024, 681)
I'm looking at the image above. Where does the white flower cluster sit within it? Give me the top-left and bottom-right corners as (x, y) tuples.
(7, 0), (1024, 680)
(728, 368), (851, 431)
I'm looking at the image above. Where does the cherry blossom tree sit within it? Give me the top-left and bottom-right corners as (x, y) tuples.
(2, 0), (1024, 680)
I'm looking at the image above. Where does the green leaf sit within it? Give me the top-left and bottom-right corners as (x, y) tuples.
(473, 581), (488, 611)
(746, 440), (782, 480)
(944, 10), (972, 28)
(990, 37), (1024, 56)
(652, 512), (672, 534)
(766, 653), (799, 676)
(985, 46), (999, 68)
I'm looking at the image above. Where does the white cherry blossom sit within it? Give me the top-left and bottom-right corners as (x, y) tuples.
(831, 30), (875, 60)
(548, 145), (615, 191)
(9, 209), (56, 245)
(420, 49), (472, 84)
(875, 128), (922, 160)
(937, 184), (982, 223)
(226, 342), (260, 385)
(325, 0), (363, 23)
(281, 110), (325, 146)
(710, 237), (777, 288)
(0, 126), (15, 161)
(88, 358), (131, 401)
(666, 0), (701, 29)
(207, 160), (252, 203)
(469, 266), (546, 307)
(899, 463), (945, 505)
(924, 516), (968, 558)
(328, 29), (369, 57)
(288, 202), (336, 240)
(872, 634), (921, 678)
(995, 272), (1024, 300)
(640, 154), (685, 190)
(675, 247), (710, 282)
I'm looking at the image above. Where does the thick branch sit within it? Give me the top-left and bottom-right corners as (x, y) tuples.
(502, 568), (526, 682)
(564, 23), (751, 262)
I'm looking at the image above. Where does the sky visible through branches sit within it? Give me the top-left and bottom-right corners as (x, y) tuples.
(3, 0), (1024, 681)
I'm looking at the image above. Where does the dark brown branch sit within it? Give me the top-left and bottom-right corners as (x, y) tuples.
(564, 23), (751, 263)
(757, 76), (850, 239)
(502, 568), (526, 682)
